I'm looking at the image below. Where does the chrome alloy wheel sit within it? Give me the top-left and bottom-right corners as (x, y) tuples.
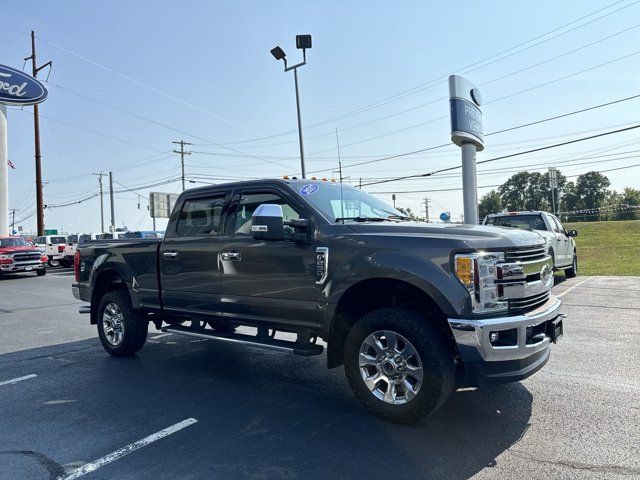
(102, 302), (125, 346)
(358, 330), (423, 405)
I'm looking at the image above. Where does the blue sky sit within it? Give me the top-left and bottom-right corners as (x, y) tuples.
(2, 0), (639, 232)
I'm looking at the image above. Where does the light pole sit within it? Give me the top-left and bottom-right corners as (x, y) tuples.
(270, 34), (312, 179)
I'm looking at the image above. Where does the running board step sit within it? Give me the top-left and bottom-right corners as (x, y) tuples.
(161, 325), (324, 356)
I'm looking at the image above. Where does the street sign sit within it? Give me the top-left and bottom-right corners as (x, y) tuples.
(44, 229), (58, 235)
(448, 75), (484, 151)
(0, 64), (48, 106)
(440, 212), (450, 222)
(149, 192), (179, 218)
(548, 167), (558, 189)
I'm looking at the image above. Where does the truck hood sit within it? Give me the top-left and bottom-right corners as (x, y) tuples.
(0, 246), (40, 254)
(346, 222), (545, 249)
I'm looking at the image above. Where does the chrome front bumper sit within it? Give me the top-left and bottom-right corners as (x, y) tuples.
(448, 296), (564, 363)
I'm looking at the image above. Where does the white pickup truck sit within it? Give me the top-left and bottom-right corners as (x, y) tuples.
(32, 235), (69, 268)
(483, 211), (578, 277)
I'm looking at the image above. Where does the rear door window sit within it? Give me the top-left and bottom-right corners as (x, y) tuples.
(176, 195), (227, 236)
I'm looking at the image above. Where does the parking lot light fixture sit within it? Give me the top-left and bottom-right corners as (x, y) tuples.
(270, 34), (312, 179)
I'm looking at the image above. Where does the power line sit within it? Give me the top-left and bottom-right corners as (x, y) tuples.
(218, 20), (640, 150)
(308, 49), (640, 159)
(369, 162), (640, 194)
(361, 124), (640, 187)
(208, 0), (640, 146)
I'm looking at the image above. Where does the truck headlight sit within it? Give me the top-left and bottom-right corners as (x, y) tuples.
(454, 252), (507, 314)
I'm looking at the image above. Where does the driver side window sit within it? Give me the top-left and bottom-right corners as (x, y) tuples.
(228, 192), (300, 235)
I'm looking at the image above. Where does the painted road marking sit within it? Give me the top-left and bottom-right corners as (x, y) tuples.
(557, 277), (592, 298)
(57, 417), (198, 480)
(0, 374), (37, 387)
(151, 333), (173, 339)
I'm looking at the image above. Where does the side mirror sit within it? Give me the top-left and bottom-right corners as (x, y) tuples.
(252, 204), (285, 241)
(567, 229), (578, 237)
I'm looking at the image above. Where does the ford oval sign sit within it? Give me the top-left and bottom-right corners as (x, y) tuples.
(0, 64), (48, 106)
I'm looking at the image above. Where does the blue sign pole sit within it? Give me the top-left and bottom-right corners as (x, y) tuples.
(449, 75), (484, 225)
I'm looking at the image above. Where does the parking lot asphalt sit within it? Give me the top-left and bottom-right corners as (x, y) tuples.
(0, 270), (639, 480)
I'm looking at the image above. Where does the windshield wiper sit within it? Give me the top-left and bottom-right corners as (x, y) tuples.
(334, 216), (389, 223)
(386, 214), (411, 221)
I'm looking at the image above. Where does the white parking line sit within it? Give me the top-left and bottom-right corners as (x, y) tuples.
(0, 373), (37, 387)
(57, 417), (198, 480)
(150, 333), (173, 339)
(557, 277), (592, 298)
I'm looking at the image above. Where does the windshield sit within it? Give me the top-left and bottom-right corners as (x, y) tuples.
(486, 214), (547, 231)
(49, 236), (67, 244)
(0, 237), (30, 248)
(292, 182), (405, 222)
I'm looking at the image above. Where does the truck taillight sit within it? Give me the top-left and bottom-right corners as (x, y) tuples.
(74, 251), (81, 282)
(41, 255), (48, 263)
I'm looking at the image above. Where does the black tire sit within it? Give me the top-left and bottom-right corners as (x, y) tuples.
(565, 253), (578, 278)
(343, 307), (455, 424)
(36, 269), (46, 276)
(59, 260), (71, 268)
(97, 290), (148, 356)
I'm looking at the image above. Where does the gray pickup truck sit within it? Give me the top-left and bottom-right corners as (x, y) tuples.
(72, 179), (564, 423)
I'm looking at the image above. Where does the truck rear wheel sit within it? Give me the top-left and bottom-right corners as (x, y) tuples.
(97, 290), (148, 356)
(343, 307), (454, 424)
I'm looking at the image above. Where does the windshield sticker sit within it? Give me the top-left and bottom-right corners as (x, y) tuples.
(300, 184), (319, 196)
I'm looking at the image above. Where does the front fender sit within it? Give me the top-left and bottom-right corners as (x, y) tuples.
(323, 250), (469, 317)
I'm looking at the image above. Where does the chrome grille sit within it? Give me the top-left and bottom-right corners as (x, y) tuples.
(13, 253), (41, 262)
(498, 245), (553, 314)
(504, 245), (547, 262)
(508, 291), (550, 312)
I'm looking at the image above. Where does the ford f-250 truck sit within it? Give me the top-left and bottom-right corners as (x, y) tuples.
(72, 179), (564, 423)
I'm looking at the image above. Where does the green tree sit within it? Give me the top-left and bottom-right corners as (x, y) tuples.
(560, 181), (582, 214)
(498, 171), (551, 211)
(498, 172), (532, 211)
(479, 190), (502, 219)
(575, 171), (610, 210)
(612, 187), (640, 220)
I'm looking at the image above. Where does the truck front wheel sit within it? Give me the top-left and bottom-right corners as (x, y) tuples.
(565, 253), (578, 278)
(343, 307), (455, 424)
(97, 290), (148, 356)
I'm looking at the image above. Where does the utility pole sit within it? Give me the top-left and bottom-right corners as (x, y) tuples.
(93, 173), (107, 232)
(423, 197), (431, 222)
(25, 31), (52, 236)
(548, 167), (558, 215)
(109, 171), (115, 232)
(173, 140), (192, 191)
(10, 208), (19, 234)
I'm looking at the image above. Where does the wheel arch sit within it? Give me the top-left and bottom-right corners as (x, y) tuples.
(326, 277), (458, 369)
(90, 268), (130, 325)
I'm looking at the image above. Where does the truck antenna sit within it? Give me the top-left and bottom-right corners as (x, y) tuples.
(335, 128), (345, 224)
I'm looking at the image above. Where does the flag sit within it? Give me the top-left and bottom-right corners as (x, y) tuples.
(7, 159), (15, 169)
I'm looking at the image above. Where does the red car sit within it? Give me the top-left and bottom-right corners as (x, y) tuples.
(0, 236), (48, 277)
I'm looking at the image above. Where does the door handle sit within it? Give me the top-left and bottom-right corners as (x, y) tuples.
(221, 252), (241, 261)
(163, 251), (179, 259)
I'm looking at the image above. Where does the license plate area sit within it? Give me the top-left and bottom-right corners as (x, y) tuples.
(546, 317), (564, 343)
